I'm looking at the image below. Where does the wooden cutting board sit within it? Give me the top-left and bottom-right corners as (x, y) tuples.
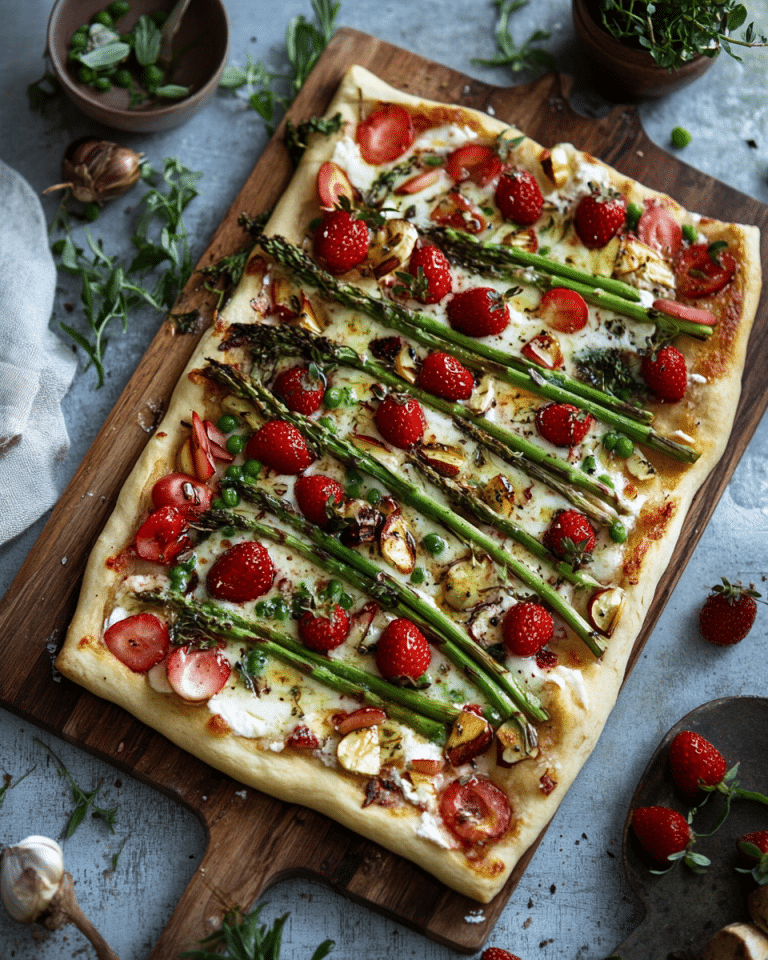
(2, 28), (767, 956)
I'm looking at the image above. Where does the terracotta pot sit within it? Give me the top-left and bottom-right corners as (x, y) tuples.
(571, 0), (718, 99)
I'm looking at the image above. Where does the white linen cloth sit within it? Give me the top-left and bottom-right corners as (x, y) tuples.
(0, 159), (77, 544)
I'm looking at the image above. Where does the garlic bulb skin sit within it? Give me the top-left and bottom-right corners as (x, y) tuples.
(1, 836), (64, 923)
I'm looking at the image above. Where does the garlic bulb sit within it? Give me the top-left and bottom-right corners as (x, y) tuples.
(44, 138), (144, 205)
(0, 835), (64, 923)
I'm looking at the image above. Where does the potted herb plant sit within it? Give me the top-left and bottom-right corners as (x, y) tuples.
(572, 0), (767, 98)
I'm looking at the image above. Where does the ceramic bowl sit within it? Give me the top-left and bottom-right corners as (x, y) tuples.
(572, 0), (717, 99)
(47, 0), (230, 133)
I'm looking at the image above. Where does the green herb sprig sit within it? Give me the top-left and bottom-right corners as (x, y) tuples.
(35, 739), (118, 838)
(0, 766), (35, 810)
(473, 0), (556, 75)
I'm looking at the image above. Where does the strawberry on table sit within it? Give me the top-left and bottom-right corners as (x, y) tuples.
(446, 286), (511, 337)
(245, 420), (315, 475)
(668, 730), (728, 798)
(313, 208), (369, 274)
(375, 618), (431, 681)
(631, 805), (694, 866)
(403, 243), (453, 304)
(494, 168), (544, 225)
(299, 604), (351, 652)
(737, 830), (768, 885)
(538, 287), (589, 333)
(502, 601), (554, 657)
(417, 351), (474, 401)
(535, 402), (593, 447)
(641, 344), (688, 403)
(699, 577), (761, 645)
(481, 948), (523, 960)
(273, 365), (326, 415)
(574, 184), (627, 249)
(374, 393), (427, 449)
(543, 509), (596, 565)
(294, 474), (345, 528)
(206, 540), (276, 603)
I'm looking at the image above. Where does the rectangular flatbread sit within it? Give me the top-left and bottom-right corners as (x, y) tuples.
(57, 65), (761, 903)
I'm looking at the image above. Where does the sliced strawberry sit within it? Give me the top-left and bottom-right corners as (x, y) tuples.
(298, 604), (350, 652)
(151, 473), (212, 517)
(273, 365), (325, 415)
(103, 612), (170, 673)
(574, 185), (627, 249)
(417, 352), (474, 401)
(294, 474), (344, 528)
(356, 103), (415, 164)
(333, 706), (387, 735)
(430, 191), (487, 233)
(206, 540), (275, 603)
(439, 776), (511, 845)
(203, 419), (234, 462)
(166, 644), (231, 702)
(521, 332), (564, 369)
(675, 243), (737, 298)
(286, 725), (322, 749)
(502, 601), (554, 657)
(374, 394), (427, 449)
(446, 287), (510, 337)
(544, 509), (596, 565)
(405, 244), (453, 304)
(637, 202), (682, 257)
(538, 287), (589, 333)
(245, 420), (315, 475)
(394, 168), (442, 195)
(641, 345), (687, 403)
(446, 143), (502, 186)
(313, 209), (369, 275)
(135, 506), (191, 565)
(668, 730), (728, 798)
(494, 168), (544, 225)
(375, 618), (431, 681)
(652, 298), (717, 328)
(316, 161), (357, 210)
(535, 402), (593, 447)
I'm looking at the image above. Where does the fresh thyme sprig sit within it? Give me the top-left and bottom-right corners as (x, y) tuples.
(473, 0), (556, 75)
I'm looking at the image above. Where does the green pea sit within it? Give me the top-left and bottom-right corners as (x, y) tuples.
(670, 126), (692, 149)
(410, 567), (426, 585)
(614, 435), (634, 458)
(226, 434), (246, 455)
(151, 9), (168, 25)
(626, 202), (643, 230)
(93, 11), (114, 27)
(142, 65), (165, 90)
(602, 431), (619, 452)
(581, 455), (597, 475)
(84, 203), (100, 222)
(77, 66), (95, 84)
(218, 413), (238, 433)
(108, 0), (131, 18)
(366, 487), (382, 505)
(318, 416), (336, 433)
(211, 497), (227, 510)
(113, 69), (132, 88)
(225, 464), (244, 482)
(324, 386), (345, 409)
(92, 76), (112, 92)
(243, 647), (267, 676)
(219, 486), (240, 508)
(423, 533), (446, 556)
(273, 597), (290, 621)
(338, 590), (354, 610)
(598, 474), (615, 489)
(682, 223), (698, 244)
(610, 522), (628, 544)
(69, 31), (89, 52)
(243, 459), (262, 478)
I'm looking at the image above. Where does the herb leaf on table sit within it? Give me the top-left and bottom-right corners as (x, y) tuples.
(35, 738), (118, 838)
(473, 0), (556, 75)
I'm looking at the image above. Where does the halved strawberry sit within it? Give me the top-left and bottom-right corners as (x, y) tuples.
(535, 402), (593, 447)
(298, 604), (350, 652)
(135, 506), (191, 565)
(404, 244), (453, 304)
(446, 143), (502, 186)
(356, 103), (415, 164)
(439, 776), (511, 845)
(374, 394), (427, 449)
(375, 618), (431, 681)
(430, 192), (487, 233)
(273, 365), (325, 415)
(417, 351), (474, 401)
(641, 345), (687, 403)
(675, 243), (737, 298)
(521, 332), (564, 369)
(333, 706), (387, 735)
(394, 167), (442, 196)
(206, 540), (275, 603)
(313, 209), (369, 275)
(636, 202), (683, 258)
(294, 474), (344, 528)
(494, 168), (544, 225)
(151, 473), (213, 518)
(286, 725), (322, 750)
(245, 420), (315, 475)
(502, 601), (554, 657)
(166, 644), (231, 701)
(574, 185), (627, 249)
(316, 161), (357, 210)
(538, 287), (589, 333)
(103, 612), (170, 673)
(446, 287), (510, 337)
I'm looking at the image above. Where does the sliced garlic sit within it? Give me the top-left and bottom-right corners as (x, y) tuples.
(337, 726), (382, 776)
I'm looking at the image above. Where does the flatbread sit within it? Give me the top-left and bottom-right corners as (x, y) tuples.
(57, 65), (761, 903)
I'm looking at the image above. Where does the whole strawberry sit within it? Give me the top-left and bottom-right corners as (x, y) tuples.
(375, 618), (432, 681)
(737, 830), (768, 885)
(446, 286), (510, 337)
(245, 420), (315, 475)
(294, 474), (345, 528)
(404, 244), (453, 304)
(502, 601), (554, 657)
(668, 730), (728, 798)
(641, 344), (688, 403)
(535, 402), (593, 447)
(494, 168), (544, 225)
(574, 184), (627, 249)
(631, 805), (699, 869)
(543, 509), (596, 565)
(273, 365), (325, 415)
(417, 351), (474, 401)
(299, 604), (350, 652)
(313, 208), (369, 274)
(206, 540), (275, 603)
(700, 578), (761, 646)
(481, 948), (523, 960)
(374, 393), (427, 449)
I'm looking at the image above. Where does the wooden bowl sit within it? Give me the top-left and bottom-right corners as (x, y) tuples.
(47, 0), (229, 133)
(571, 0), (717, 99)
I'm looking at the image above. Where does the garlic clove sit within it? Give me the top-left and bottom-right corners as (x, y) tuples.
(1, 835), (64, 923)
(44, 138), (144, 206)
